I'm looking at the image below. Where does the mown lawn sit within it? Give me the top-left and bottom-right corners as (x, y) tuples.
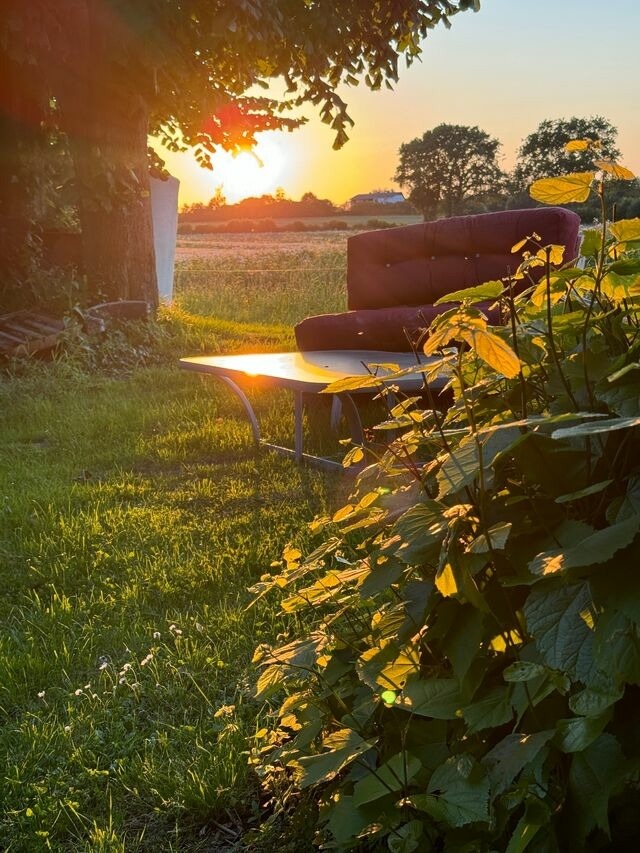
(0, 245), (349, 851)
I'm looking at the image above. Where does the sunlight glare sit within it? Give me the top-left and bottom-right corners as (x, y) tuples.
(208, 136), (286, 202)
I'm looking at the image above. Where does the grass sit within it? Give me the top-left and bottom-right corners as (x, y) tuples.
(0, 243), (354, 851)
(173, 243), (347, 327)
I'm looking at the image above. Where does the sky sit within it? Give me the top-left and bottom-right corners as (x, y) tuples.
(156, 0), (640, 208)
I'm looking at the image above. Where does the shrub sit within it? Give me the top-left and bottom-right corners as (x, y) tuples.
(250, 144), (640, 850)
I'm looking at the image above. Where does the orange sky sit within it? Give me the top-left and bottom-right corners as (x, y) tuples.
(155, 0), (640, 208)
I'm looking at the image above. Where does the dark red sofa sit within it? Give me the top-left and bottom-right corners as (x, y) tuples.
(294, 207), (581, 352)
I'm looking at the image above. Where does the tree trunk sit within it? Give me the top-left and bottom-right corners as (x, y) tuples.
(54, 0), (158, 309)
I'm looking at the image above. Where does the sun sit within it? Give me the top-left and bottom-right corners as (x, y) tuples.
(208, 135), (287, 203)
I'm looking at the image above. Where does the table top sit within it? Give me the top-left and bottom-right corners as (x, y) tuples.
(180, 350), (446, 393)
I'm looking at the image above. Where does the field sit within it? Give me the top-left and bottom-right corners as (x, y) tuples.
(0, 235), (353, 851)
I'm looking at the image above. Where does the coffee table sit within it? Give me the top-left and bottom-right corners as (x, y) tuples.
(179, 350), (445, 471)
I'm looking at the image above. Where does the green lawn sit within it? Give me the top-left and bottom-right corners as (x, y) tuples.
(0, 249), (348, 851)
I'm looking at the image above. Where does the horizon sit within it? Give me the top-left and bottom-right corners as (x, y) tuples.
(156, 0), (640, 208)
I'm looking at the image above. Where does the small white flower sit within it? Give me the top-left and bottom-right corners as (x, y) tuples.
(140, 653), (153, 666)
(153, 631), (161, 640)
(37, 691), (45, 699)
(74, 688), (82, 696)
(64, 725), (71, 732)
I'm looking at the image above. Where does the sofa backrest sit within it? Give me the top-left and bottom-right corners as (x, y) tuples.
(346, 207), (582, 311)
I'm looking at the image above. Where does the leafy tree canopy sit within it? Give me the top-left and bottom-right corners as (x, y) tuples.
(1, 0), (481, 307)
(394, 123), (505, 219)
(513, 116), (620, 192)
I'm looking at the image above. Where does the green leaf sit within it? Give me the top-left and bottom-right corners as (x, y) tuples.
(462, 686), (513, 733)
(293, 729), (374, 789)
(554, 712), (610, 752)
(467, 521), (512, 553)
(434, 280), (504, 306)
(579, 228), (602, 258)
(523, 582), (595, 683)
(411, 758), (490, 827)
(441, 605), (485, 680)
(352, 752), (422, 807)
(482, 730), (553, 796)
(398, 677), (462, 719)
(393, 501), (448, 565)
(529, 172), (594, 205)
(505, 799), (549, 853)
(502, 661), (547, 683)
(437, 436), (480, 498)
(255, 664), (284, 699)
(568, 734), (627, 840)
(387, 820), (424, 853)
(552, 415), (640, 439)
(555, 479), (613, 503)
(528, 515), (640, 575)
(569, 679), (624, 717)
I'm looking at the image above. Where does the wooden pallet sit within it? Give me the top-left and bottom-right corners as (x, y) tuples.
(0, 310), (65, 357)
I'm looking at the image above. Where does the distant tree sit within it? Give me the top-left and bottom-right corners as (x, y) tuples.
(512, 116), (620, 193)
(3, 0), (480, 309)
(207, 186), (227, 210)
(395, 123), (505, 220)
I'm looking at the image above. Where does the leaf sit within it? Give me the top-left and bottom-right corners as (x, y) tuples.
(352, 752), (422, 806)
(529, 172), (594, 205)
(552, 414), (640, 439)
(609, 217), (640, 243)
(528, 514), (640, 575)
(482, 730), (553, 795)
(579, 228), (602, 258)
(568, 733), (627, 840)
(255, 664), (284, 699)
(378, 645), (421, 690)
(293, 728), (373, 788)
(502, 661), (546, 682)
(555, 713), (610, 752)
(398, 677), (462, 719)
(411, 757), (490, 827)
(523, 582), (595, 683)
(435, 563), (458, 597)
(565, 139), (591, 151)
(433, 280), (504, 306)
(393, 501), (447, 564)
(555, 479), (613, 503)
(460, 328), (521, 378)
(467, 521), (512, 553)
(569, 680), (624, 717)
(437, 436), (480, 498)
(594, 159), (636, 180)
(462, 686), (513, 733)
(387, 820), (424, 853)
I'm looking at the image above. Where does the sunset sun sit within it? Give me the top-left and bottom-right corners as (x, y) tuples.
(208, 136), (287, 202)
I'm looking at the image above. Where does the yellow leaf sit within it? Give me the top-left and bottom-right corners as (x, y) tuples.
(511, 237), (529, 253)
(593, 160), (636, 180)
(489, 630), (522, 652)
(332, 504), (355, 522)
(535, 244), (565, 266)
(565, 139), (590, 151)
(435, 563), (458, 597)
(609, 218), (640, 243)
(461, 329), (521, 379)
(378, 646), (420, 690)
(529, 172), (594, 205)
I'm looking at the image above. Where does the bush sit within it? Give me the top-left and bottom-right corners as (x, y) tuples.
(250, 147), (640, 850)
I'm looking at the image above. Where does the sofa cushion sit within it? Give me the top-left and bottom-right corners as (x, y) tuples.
(346, 207), (581, 310)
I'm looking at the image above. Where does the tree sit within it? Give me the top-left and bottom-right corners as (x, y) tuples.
(512, 116), (621, 193)
(2, 0), (481, 309)
(394, 123), (505, 220)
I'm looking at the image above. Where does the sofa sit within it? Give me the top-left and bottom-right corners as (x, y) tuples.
(294, 207), (581, 352)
